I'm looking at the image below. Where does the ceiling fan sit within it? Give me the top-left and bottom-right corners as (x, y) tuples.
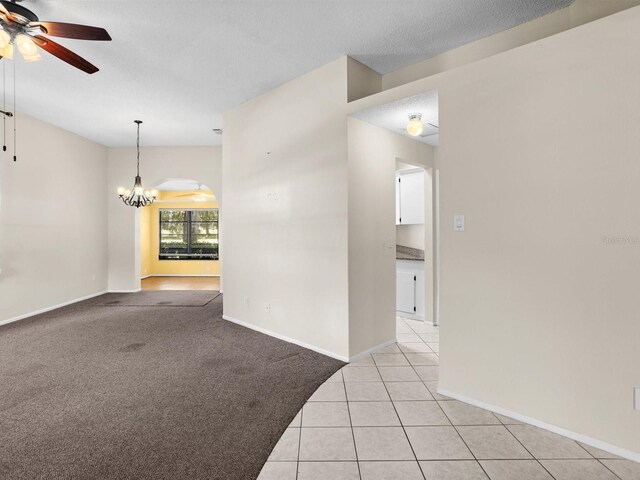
(0, 0), (111, 74)
(176, 184), (216, 202)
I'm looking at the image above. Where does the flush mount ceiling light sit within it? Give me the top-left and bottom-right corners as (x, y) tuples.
(406, 113), (424, 137)
(0, 0), (111, 73)
(117, 120), (157, 208)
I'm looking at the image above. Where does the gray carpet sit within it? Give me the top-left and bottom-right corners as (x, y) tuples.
(92, 290), (221, 306)
(0, 293), (344, 480)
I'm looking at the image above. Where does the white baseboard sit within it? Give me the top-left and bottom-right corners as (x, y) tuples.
(0, 290), (108, 328)
(222, 315), (397, 363)
(222, 314), (349, 362)
(348, 339), (398, 363)
(108, 289), (142, 293)
(141, 274), (220, 278)
(438, 388), (640, 464)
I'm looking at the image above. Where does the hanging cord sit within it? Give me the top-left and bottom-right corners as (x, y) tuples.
(13, 60), (16, 162)
(2, 60), (6, 152)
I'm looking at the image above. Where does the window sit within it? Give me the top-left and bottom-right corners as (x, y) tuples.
(159, 209), (218, 260)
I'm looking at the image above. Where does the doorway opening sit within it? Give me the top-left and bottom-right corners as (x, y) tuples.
(351, 91), (439, 331)
(139, 178), (220, 291)
(395, 161), (434, 324)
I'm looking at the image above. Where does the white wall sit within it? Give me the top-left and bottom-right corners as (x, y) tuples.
(107, 146), (221, 291)
(349, 5), (640, 457)
(222, 58), (351, 359)
(0, 113), (108, 323)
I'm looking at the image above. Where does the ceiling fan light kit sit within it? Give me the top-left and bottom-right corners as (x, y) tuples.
(0, 0), (111, 74)
(118, 121), (158, 208)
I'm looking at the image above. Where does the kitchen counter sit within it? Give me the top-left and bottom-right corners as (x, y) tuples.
(396, 245), (424, 261)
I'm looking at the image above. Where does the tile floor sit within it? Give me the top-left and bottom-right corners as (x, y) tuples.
(258, 317), (640, 480)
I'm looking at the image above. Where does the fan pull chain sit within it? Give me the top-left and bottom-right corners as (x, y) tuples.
(13, 60), (16, 162)
(3, 60), (6, 153)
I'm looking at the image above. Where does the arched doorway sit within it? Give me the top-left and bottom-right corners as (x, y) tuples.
(140, 178), (220, 291)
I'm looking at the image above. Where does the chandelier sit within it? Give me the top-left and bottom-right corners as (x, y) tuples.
(117, 120), (157, 208)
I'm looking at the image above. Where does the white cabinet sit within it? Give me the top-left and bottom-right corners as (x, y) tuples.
(396, 271), (416, 314)
(396, 169), (424, 225)
(396, 260), (425, 320)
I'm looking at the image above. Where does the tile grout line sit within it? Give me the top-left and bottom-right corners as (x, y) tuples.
(499, 424), (562, 480)
(429, 394), (494, 479)
(403, 318), (558, 480)
(400, 319), (494, 480)
(296, 401), (304, 480)
(392, 323), (442, 480)
(574, 442), (624, 480)
(403, 317), (622, 479)
(373, 355), (428, 480)
(401, 318), (441, 401)
(342, 370), (363, 480)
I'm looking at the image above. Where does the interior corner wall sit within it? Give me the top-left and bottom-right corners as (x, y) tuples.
(347, 118), (434, 356)
(0, 113), (108, 323)
(222, 57), (350, 359)
(427, 7), (640, 455)
(347, 57), (382, 102)
(107, 146), (221, 291)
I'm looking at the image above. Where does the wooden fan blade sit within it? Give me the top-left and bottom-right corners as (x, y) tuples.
(0, 2), (13, 21)
(31, 35), (99, 74)
(31, 22), (111, 41)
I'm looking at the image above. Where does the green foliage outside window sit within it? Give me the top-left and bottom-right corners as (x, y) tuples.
(159, 209), (218, 260)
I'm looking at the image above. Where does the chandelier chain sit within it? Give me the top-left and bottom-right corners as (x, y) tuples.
(136, 121), (140, 176)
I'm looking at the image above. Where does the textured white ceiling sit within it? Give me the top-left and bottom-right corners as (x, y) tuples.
(352, 91), (439, 146)
(10, 0), (571, 146)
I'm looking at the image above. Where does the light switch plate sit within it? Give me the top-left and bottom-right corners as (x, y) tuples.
(635, 388), (640, 410)
(454, 214), (465, 232)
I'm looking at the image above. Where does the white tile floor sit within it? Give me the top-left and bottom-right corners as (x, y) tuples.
(259, 317), (640, 480)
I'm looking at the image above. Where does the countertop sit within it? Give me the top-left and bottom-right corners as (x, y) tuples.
(396, 245), (425, 261)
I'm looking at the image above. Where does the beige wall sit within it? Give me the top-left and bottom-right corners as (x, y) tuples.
(438, 8), (640, 455)
(0, 114), (108, 323)
(381, 0), (640, 90)
(108, 146), (221, 291)
(222, 58), (351, 359)
(397, 224), (425, 250)
(347, 118), (434, 354)
(349, 5), (640, 456)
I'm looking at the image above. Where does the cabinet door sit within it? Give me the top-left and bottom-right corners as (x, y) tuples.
(396, 271), (416, 314)
(399, 170), (424, 225)
(395, 175), (401, 225)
